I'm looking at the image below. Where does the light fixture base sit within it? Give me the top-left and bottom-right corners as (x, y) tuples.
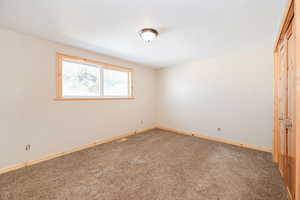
(139, 28), (159, 43)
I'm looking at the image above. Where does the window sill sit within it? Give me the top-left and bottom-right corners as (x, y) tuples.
(54, 97), (136, 101)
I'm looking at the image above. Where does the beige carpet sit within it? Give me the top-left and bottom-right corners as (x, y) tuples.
(0, 129), (287, 200)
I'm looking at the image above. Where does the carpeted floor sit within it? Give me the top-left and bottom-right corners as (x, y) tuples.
(0, 129), (287, 200)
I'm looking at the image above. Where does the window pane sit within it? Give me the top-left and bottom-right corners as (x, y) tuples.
(62, 60), (100, 97)
(103, 69), (129, 97)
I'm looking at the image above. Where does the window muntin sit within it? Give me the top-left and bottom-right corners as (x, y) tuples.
(56, 53), (133, 99)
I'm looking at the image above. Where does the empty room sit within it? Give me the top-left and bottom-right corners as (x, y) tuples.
(0, 0), (300, 199)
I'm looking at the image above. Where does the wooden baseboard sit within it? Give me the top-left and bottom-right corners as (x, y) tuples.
(0, 126), (156, 175)
(155, 126), (272, 153)
(0, 125), (272, 175)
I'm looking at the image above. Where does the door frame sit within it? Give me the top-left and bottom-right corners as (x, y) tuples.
(294, 0), (300, 199)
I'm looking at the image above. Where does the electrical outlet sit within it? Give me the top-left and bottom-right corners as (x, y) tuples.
(217, 128), (221, 132)
(25, 144), (31, 151)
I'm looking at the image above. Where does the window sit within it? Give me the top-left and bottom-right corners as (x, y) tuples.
(56, 53), (133, 100)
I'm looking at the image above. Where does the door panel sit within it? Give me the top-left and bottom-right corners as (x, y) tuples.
(286, 25), (296, 199)
(277, 21), (297, 200)
(278, 41), (288, 176)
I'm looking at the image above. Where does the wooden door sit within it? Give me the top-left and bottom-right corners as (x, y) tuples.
(273, 1), (300, 199)
(278, 40), (288, 176)
(286, 22), (296, 199)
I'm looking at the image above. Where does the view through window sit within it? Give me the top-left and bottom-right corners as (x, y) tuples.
(56, 53), (133, 99)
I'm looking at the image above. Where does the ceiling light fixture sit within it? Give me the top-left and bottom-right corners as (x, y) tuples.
(139, 28), (159, 43)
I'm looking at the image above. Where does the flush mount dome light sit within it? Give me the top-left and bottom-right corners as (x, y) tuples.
(139, 28), (159, 43)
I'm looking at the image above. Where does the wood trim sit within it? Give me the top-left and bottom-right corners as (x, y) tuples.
(0, 126), (155, 175)
(56, 52), (133, 100)
(274, 0), (294, 51)
(155, 126), (272, 153)
(128, 71), (133, 97)
(273, 50), (280, 162)
(295, 0), (300, 199)
(56, 53), (63, 98)
(54, 97), (135, 101)
(57, 53), (133, 72)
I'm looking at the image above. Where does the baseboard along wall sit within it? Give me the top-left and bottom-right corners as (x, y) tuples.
(0, 126), (155, 175)
(0, 125), (272, 176)
(155, 126), (272, 153)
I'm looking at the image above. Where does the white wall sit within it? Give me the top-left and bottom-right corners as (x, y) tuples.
(0, 28), (157, 168)
(156, 42), (273, 148)
(0, 26), (275, 169)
